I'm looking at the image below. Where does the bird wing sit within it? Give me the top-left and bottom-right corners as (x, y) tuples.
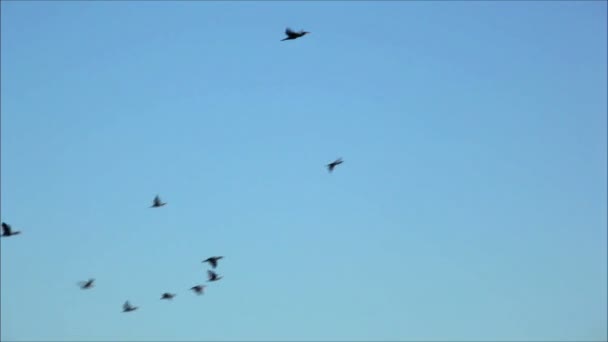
(209, 259), (217, 268)
(208, 270), (216, 278)
(2, 223), (11, 235)
(285, 27), (296, 35)
(123, 301), (131, 309)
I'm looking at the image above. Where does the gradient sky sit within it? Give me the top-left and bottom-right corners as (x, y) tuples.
(1, 1), (607, 341)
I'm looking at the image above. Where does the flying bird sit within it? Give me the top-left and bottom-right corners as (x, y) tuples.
(2, 222), (21, 237)
(281, 27), (310, 41)
(150, 195), (166, 208)
(326, 158), (343, 173)
(190, 285), (206, 295)
(78, 279), (95, 290)
(207, 270), (222, 282)
(203, 256), (223, 269)
(122, 301), (138, 312)
(161, 292), (176, 300)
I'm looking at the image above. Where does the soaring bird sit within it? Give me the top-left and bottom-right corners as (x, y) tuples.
(78, 279), (95, 290)
(150, 195), (166, 208)
(326, 158), (344, 173)
(122, 301), (138, 312)
(190, 285), (206, 295)
(161, 292), (176, 300)
(207, 270), (222, 282)
(2, 222), (21, 237)
(281, 27), (310, 41)
(203, 256), (223, 269)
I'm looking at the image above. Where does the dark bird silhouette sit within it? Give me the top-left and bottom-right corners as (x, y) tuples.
(122, 301), (138, 312)
(150, 195), (166, 208)
(2, 222), (21, 237)
(203, 256), (223, 269)
(207, 270), (222, 282)
(161, 292), (176, 300)
(190, 285), (206, 295)
(281, 27), (310, 41)
(326, 158), (344, 173)
(78, 278), (95, 290)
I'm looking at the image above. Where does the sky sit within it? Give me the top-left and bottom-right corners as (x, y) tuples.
(1, 1), (607, 341)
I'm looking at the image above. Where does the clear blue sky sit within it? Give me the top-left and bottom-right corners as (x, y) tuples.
(1, 1), (606, 341)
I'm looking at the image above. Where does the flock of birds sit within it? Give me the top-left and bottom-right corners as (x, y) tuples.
(3, 203), (226, 314)
(1, 27), (342, 315)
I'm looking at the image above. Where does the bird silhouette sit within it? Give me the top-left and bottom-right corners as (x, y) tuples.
(122, 301), (138, 312)
(2, 222), (21, 237)
(78, 279), (95, 290)
(190, 285), (206, 295)
(326, 158), (344, 173)
(207, 270), (222, 282)
(281, 27), (310, 41)
(161, 292), (176, 300)
(203, 256), (223, 269)
(150, 195), (166, 208)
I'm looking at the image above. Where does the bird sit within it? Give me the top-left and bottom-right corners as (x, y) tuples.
(122, 301), (138, 312)
(202, 256), (223, 269)
(78, 279), (95, 290)
(161, 292), (176, 300)
(207, 270), (222, 282)
(2, 222), (21, 237)
(150, 195), (166, 208)
(281, 27), (310, 41)
(190, 285), (206, 295)
(326, 158), (344, 173)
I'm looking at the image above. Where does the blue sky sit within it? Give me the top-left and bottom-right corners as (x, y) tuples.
(1, 1), (606, 341)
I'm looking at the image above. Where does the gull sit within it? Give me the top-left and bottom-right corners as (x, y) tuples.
(190, 285), (206, 295)
(150, 195), (166, 208)
(202, 256), (224, 269)
(2, 222), (21, 237)
(78, 278), (95, 290)
(207, 270), (222, 282)
(281, 27), (310, 41)
(326, 158), (343, 173)
(161, 292), (176, 300)
(122, 301), (138, 312)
